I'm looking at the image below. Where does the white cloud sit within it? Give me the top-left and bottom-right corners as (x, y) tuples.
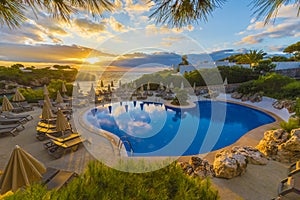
(235, 4), (300, 46)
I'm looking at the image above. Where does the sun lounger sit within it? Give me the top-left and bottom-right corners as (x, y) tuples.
(0, 124), (25, 131)
(278, 176), (300, 199)
(289, 161), (300, 176)
(0, 117), (26, 125)
(45, 136), (86, 158)
(36, 128), (72, 141)
(19, 101), (34, 111)
(11, 102), (26, 113)
(41, 167), (78, 191)
(1, 112), (33, 121)
(45, 170), (78, 190)
(0, 127), (18, 136)
(37, 122), (56, 129)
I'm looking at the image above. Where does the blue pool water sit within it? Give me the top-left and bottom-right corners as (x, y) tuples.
(85, 101), (275, 156)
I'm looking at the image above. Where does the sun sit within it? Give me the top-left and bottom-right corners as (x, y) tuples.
(86, 57), (100, 64)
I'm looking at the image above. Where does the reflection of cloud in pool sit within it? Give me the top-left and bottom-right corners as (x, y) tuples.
(144, 104), (165, 113)
(112, 106), (126, 117)
(118, 119), (153, 137)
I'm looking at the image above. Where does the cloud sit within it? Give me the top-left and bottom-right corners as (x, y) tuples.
(235, 4), (300, 46)
(125, 0), (155, 13)
(73, 18), (107, 33)
(235, 35), (264, 45)
(0, 43), (115, 64)
(268, 45), (286, 52)
(162, 36), (185, 41)
(103, 17), (127, 32)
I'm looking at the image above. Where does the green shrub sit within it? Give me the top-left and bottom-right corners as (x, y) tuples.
(18, 88), (44, 103)
(282, 82), (300, 99)
(6, 161), (220, 200)
(237, 73), (297, 99)
(280, 118), (300, 133)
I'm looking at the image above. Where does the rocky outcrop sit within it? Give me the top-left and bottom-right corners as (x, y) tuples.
(231, 92), (243, 99)
(213, 150), (247, 179)
(231, 146), (268, 165)
(241, 95), (249, 102)
(177, 157), (215, 178)
(256, 128), (300, 163)
(249, 93), (262, 103)
(29, 77), (50, 87)
(272, 100), (296, 113)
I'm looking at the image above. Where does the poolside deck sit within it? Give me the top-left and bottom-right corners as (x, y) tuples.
(0, 94), (292, 199)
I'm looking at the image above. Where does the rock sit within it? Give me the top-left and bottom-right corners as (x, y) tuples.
(178, 157), (215, 178)
(189, 156), (202, 168)
(213, 150), (247, 179)
(256, 129), (288, 159)
(231, 92), (243, 99)
(277, 135), (300, 163)
(249, 93), (262, 103)
(257, 128), (300, 163)
(272, 100), (296, 113)
(272, 100), (284, 110)
(241, 95), (249, 101)
(291, 128), (300, 138)
(231, 146), (268, 165)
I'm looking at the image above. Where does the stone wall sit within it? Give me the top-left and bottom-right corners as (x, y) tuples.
(276, 68), (300, 79)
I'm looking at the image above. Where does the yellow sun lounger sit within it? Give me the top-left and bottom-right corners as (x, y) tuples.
(45, 136), (86, 159)
(45, 133), (80, 143)
(37, 122), (56, 129)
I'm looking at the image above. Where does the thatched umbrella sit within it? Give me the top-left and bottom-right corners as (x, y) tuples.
(56, 91), (64, 104)
(12, 89), (25, 102)
(56, 109), (71, 135)
(193, 82), (196, 91)
(44, 94), (52, 109)
(170, 82), (174, 89)
(181, 81), (184, 90)
(43, 85), (49, 95)
(89, 83), (95, 95)
(41, 100), (54, 120)
(0, 145), (46, 194)
(147, 82), (150, 91)
(1, 96), (14, 112)
(61, 82), (67, 94)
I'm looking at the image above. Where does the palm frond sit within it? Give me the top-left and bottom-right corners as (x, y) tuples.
(0, 0), (114, 29)
(149, 0), (226, 28)
(250, 0), (300, 24)
(0, 0), (27, 28)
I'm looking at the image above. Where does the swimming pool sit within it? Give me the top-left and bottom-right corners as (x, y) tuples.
(85, 101), (275, 156)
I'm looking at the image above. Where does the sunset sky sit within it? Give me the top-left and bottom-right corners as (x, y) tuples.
(0, 0), (299, 69)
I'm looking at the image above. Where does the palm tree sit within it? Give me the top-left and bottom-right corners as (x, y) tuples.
(0, 0), (299, 28)
(236, 50), (267, 68)
(0, 0), (114, 28)
(149, 0), (299, 27)
(251, 0), (300, 24)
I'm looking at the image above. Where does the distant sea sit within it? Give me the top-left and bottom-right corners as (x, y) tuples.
(75, 71), (151, 93)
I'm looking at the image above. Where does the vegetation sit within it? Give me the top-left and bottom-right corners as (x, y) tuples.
(18, 88), (44, 103)
(5, 161), (219, 200)
(237, 73), (298, 99)
(172, 89), (189, 106)
(0, 64), (78, 86)
(1, 0), (299, 28)
(236, 50), (267, 68)
(283, 41), (300, 61)
(253, 59), (276, 75)
(280, 118), (300, 133)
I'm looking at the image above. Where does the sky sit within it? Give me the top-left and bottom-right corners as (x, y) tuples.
(0, 0), (299, 69)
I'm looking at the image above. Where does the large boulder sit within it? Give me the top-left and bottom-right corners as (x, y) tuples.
(249, 93), (262, 103)
(256, 128), (300, 163)
(277, 128), (300, 163)
(231, 92), (243, 99)
(241, 95), (249, 102)
(231, 146), (268, 165)
(272, 100), (296, 113)
(178, 157), (215, 178)
(256, 129), (288, 159)
(213, 150), (247, 179)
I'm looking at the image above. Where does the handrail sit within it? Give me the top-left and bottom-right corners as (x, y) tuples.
(118, 136), (134, 156)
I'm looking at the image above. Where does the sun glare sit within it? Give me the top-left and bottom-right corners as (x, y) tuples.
(86, 57), (100, 64)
